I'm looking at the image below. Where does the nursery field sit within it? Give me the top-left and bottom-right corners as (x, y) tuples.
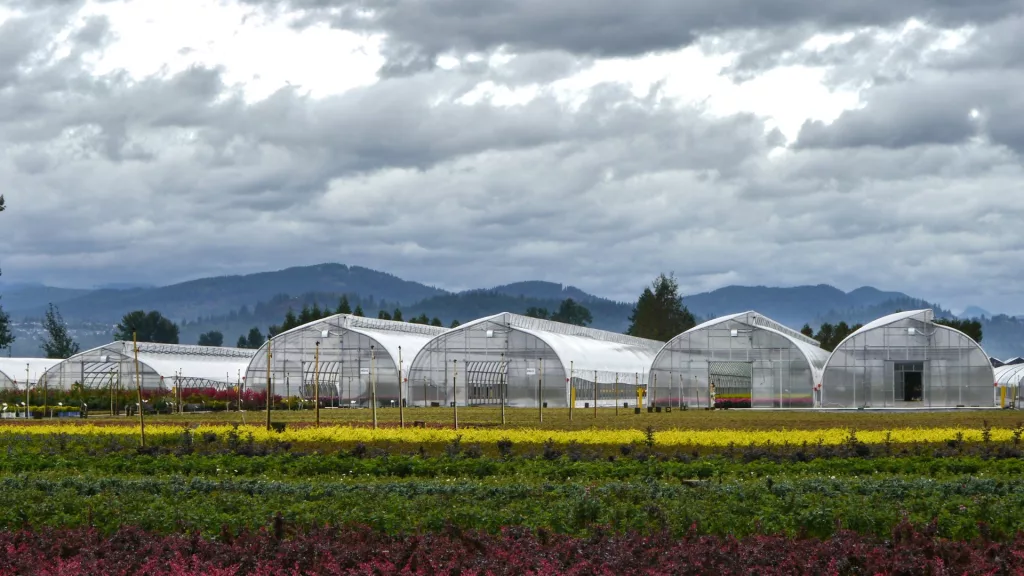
(2, 412), (1024, 574)
(51, 405), (1024, 431)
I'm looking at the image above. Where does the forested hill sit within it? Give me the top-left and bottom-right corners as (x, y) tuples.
(4, 264), (1022, 359)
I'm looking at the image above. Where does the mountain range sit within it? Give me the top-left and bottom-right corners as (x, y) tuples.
(2, 263), (1021, 359)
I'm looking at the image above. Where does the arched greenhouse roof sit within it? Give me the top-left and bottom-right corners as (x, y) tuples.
(0, 358), (62, 388)
(42, 342), (255, 389)
(254, 314), (450, 363)
(995, 364), (1024, 388)
(422, 312), (663, 377)
(657, 311), (830, 377)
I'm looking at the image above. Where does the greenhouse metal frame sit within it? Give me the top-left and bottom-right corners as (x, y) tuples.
(406, 312), (663, 408)
(820, 309), (994, 408)
(243, 314), (449, 407)
(40, 342), (255, 393)
(648, 311), (829, 409)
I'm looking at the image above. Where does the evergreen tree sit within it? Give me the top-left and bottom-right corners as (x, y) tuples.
(114, 310), (180, 344)
(236, 335), (248, 348)
(392, 308), (403, 322)
(378, 310), (392, 320)
(311, 302), (323, 320)
(625, 273), (696, 341)
(298, 305), (313, 325)
(449, 319), (461, 328)
(246, 327), (265, 349)
(800, 324), (814, 338)
(354, 305), (364, 317)
(935, 318), (983, 343)
(337, 295), (352, 315)
(197, 331), (224, 347)
(524, 307), (550, 320)
(550, 298), (593, 326)
(41, 303), (80, 359)
(809, 321), (864, 351)
(431, 317), (443, 327)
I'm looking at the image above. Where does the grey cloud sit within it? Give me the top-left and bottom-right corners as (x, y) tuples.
(237, 0), (1022, 74)
(4, 0), (1024, 317)
(794, 72), (1024, 153)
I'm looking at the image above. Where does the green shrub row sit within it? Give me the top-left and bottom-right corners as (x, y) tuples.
(0, 473), (1018, 541)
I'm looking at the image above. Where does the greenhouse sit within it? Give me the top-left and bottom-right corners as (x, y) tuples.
(0, 359), (61, 390)
(648, 311), (829, 409)
(40, 342), (255, 393)
(406, 312), (663, 408)
(820, 309), (994, 408)
(243, 315), (449, 407)
(995, 364), (1024, 408)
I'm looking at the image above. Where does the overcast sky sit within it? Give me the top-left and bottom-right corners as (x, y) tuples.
(1, 0), (1021, 313)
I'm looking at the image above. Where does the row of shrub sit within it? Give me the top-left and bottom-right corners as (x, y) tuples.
(1, 472), (1023, 539)
(0, 522), (1021, 575)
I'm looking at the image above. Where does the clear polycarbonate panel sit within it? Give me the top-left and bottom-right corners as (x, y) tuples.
(42, 346), (168, 392)
(821, 316), (995, 408)
(407, 317), (567, 408)
(244, 328), (404, 408)
(648, 317), (821, 408)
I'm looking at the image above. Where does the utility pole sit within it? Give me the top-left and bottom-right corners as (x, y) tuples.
(133, 332), (145, 447)
(398, 346), (405, 429)
(370, 345), (378, 429)
(538, 358), (543, 423)
(314, 340), (321, 427)
(452, 359), (459, 430)
(500, 352), (506, 426)
(265, 339), (272, 431)
(569, 360), (574, 421)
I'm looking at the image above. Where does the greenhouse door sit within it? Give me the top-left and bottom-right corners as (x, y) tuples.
(895, 362), (924, 402)
(708, 361), (753, 408)
(465, 360), (507, 406)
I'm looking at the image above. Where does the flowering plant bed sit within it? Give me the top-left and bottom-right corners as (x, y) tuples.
(0, 523), (1022, 575)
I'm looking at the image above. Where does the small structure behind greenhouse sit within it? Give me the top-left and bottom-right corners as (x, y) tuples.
(0, 358), (61, 390)
(820, 309), (994, 408)
(41, 342), (255, 393)
(995, 364), (1024, 408)
(406, 312), (663, 409)
(648, 311), (829, 409)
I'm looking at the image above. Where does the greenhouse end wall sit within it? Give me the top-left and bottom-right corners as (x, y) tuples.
(244, 329), (403, 408)
(821, 312), (994, 408)
(649, 314), (825, 409)
(407, 317), (566, 408)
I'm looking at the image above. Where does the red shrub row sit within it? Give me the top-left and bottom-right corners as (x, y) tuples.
(2, 522), (1023, 575)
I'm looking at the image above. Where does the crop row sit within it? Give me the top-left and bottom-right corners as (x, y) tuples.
(1, 423), (1021, 446)
(0, 523), (1021, 575)
(2, 473), (1023, 540)
(7, 447), (1024, 482)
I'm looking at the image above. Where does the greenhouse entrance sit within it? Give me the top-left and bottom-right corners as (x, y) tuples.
(708, 361), (752, 408)
(895, 362), (924, 402)
(465, 360), (507, 406)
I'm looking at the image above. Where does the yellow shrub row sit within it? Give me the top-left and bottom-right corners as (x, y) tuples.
(0, 424), (1014, 446)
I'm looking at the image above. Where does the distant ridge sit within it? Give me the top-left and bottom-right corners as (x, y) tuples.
(3, 263), (1021, 359)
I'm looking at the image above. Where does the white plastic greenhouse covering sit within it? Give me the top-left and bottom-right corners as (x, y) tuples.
(648, 311), (829, 409)
(820, 309), (994, 408)
(406, 312), (663, 408)
(995, 364), (1024, 408)
(995, 365), (1024, 387)
(243, 314), (449, 407)
(40, 342), (255, 392)
(0, 359), (62, 390)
